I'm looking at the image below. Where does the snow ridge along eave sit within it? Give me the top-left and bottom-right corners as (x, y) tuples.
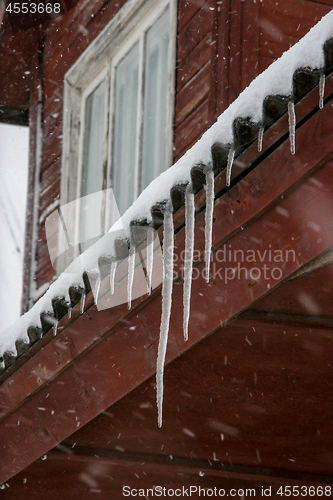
(1, 11), (333, 372)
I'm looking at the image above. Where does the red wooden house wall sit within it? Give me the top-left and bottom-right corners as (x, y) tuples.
(1, 1), (333, 493)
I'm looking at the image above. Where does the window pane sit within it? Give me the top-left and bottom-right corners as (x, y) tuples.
(80, 80), (106, 252)
(112, 42), (140, 216)
(141, 7), (170, 191)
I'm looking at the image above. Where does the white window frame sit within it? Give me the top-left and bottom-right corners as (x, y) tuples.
(59, 0), (177, 273)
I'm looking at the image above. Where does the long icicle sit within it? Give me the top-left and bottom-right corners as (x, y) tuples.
(146, 227), (154, 295)
(127, 244), (135, 310)
(80, 292), (86, 314)
(204, 170), (215, 284)
(94, 274), (101, 306)
(156, 208), (174, 428)
(258, 126), (264, 152)
(226, 148), (235, 186)
(319, 73), (325, 110)
(110, 260), (117, 295)
(288, 101), (296, 155)
(183, 189), (195, 342)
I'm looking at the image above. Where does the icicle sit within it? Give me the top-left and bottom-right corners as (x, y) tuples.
(146, 227), (154, 295)
(110, 260), (117, 295)
(183, 189), (195, 342)
(53, 320), (58, 336)
(156, 208), (174, 428)
(204, 170), (215, 284)
(288, 101), (296, 155)
(226, 148), (235, 187)
(94, 275), (101, 306)
(80, 292), (86, 314)
(258, 126), (264, 152)
(319, 74), (325, 109)
(68, 305), (72, 319)
(127, 244), (135, 310)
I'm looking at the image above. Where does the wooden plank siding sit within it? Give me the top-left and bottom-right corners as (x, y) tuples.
(22, 0), (333, 302)
(2, 318), (333, 497)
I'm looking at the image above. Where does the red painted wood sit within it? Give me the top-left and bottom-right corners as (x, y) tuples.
(1, 106), (333, 482)
(177, 0), (214, 67)
(178, 0), (207, 32)
(39, 159), (61, 201)
(0, 25), (40, 109)
(259, 31), (293, 60)
(216, 0), (230, 115)
(41, 119), (62, 171)
(241, 0), (260, 90)
(253, 262), (333, 319)
(38, 177), (60, 216)
(176, 33), (213, 93)
(208, 0), (219, 125)
(5, 444), (331, 500)
(58, 319), (333, 475)
(175, 62), (212, 127)
(174, 98), (210, 160)
(260, 0), (331, 40)
(228, 0), (243, 106)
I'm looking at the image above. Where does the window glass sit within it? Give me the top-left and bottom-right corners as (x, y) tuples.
(80, 80), (107, 251)
(141, 7), (170, 191)
(112, 42), (140, 216)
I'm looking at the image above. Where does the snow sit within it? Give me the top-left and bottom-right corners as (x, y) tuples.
(156, 208), (174, 428)
(204, 170), (215, 284)
(1, 8), (333, 423)
(183, 190), (195, 341)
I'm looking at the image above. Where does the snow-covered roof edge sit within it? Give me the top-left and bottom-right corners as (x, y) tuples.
(1, 10), (333, 370)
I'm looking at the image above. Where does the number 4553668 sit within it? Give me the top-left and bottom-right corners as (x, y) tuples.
(5, 3), (61, 14)
(277, 486), (331, 496)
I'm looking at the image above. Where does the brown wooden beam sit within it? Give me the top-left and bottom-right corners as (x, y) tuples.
(48, 447), (333, 484)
